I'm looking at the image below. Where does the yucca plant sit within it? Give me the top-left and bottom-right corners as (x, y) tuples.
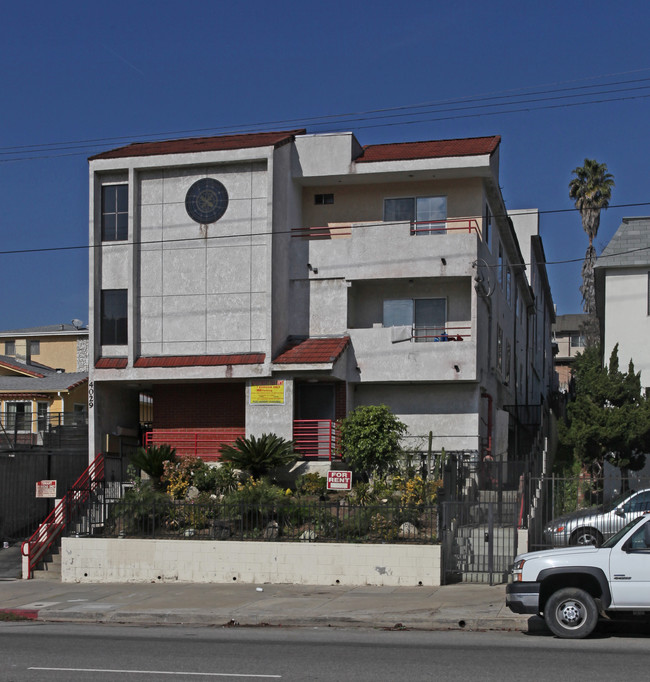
(219, 433), (298, 479)
(130, 444), (177, 489)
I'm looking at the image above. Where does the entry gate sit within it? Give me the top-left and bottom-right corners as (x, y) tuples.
(441, 496), (519, 585)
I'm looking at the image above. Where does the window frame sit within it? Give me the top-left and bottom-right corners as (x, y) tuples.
(383, 297), (447, 342)
(4, 340), (15, 355)
(383, 195), (447, 235)
(101, 184), (128, 242)
(314, 193), (334, 205)
(5, 401), (32, 432)
(100, 289), (128, 346)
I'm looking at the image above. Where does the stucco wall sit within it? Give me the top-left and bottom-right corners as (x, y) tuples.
(604, 268), (650, 388)
(61, 537), (441, 587)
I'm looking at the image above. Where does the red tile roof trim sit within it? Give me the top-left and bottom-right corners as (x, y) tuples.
(0, 361), (45, 378)
(95, 358), (128, 369)
(89, 130), (306, 161)
(134, 354), (265, 368)
(356, 135), (501, 163)
(273, 337), (350, 364)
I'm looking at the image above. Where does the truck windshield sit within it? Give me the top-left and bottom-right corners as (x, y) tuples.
(602, 516), (647, 548)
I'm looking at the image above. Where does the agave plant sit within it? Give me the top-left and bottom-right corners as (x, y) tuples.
(130, 444), (177, 488)
(219, 433), (298, 479)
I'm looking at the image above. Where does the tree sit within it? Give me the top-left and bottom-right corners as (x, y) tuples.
(558, 344), (650, 491)
(338, 404), (407, 481)
(219, 433), (298, 479)
(568, 159), (614, 345)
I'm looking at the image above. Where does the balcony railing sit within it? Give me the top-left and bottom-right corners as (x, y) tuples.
(0, 411), (88, 449)
(292, 217), (481, 240)
(293, 420), (340, 461)
(412, 325), (471, 342)
(144, 428), (245, 462)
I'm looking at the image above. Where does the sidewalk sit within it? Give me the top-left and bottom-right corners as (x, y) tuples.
(0, 542), (539, 632)
(0, 580), (538, 632)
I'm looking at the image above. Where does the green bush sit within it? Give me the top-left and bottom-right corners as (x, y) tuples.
(338, 405), (407, 481)
(295, 472), (327, 497)
(220, 433), (298, 479)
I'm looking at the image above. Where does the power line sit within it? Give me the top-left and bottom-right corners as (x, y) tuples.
(1, 203), (649, 271)
(2, 74), (650, 163)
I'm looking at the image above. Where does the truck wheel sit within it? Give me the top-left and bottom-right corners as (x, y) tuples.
(544, 587), (598, 639)
(570, 527), (603, 547)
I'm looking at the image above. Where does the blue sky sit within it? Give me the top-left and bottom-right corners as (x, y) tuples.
(2, 0), (650, 330)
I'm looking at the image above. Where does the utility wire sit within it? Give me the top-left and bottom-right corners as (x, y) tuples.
(1, 203), (649, 271)
(2, 75), (650, 162)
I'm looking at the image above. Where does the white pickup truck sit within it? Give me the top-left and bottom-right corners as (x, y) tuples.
(506, 514), (650, 638)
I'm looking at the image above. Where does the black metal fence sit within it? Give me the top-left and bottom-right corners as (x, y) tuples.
(98, 496), (439, 545)
(440, 498), (520, 585)
(0, 411), (87, 450)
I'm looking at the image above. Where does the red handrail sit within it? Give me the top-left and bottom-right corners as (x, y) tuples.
(293, 420), (340, 461)
(21, 454), (105, 579)
(145, 428), (245, 461)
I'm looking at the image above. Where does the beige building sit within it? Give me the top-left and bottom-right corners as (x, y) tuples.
(552, 314), (587, 392)
(0, 323), (88, 447)
(88, 129), (554, 470)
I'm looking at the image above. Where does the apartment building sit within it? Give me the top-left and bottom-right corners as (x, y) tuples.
(88, 130), (554, 466)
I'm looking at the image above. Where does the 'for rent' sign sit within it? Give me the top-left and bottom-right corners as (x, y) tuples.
(327, 470), (352, 491)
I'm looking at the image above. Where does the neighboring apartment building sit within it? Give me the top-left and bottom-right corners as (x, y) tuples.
(87, 130), (554, 468)
(552, 313), (587, 392)
(0, 323), (88, 447)
(595, 217), (650, 388)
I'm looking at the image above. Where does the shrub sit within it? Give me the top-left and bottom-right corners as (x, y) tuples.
(130, 445), (177, 489)
(337, 405), (407, 481)
(295, 472), (327, 497)
(220, 433), (298, 479)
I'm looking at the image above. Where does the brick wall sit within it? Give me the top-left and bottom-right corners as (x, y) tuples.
(153, 383), (245, 429)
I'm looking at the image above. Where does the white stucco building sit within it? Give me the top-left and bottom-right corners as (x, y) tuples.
(595, 217), (650, 388)
(87, 129), (554, 468)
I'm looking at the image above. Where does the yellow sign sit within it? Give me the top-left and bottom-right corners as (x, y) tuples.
(250, 381), (285, 405)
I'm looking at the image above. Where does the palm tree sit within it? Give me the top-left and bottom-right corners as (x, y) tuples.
(569, 159), (614, 344)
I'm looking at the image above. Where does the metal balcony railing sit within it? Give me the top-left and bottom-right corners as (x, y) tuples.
(291, 217), (481, 239)
(293, 420), (340, 461)
(0, 411), (88, 449)
(412, 325), (471, 342)
(144, 428), (245, 462)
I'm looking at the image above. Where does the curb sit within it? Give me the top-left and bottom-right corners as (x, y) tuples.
(30, 608), (534, 632)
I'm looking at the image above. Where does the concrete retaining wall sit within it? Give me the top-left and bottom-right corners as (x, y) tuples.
(61, 538), (441, 586)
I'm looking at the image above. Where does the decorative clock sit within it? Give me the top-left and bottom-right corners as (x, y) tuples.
(185, 178), (229, 225)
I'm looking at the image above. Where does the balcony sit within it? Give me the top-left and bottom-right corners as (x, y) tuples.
(349, 325), (476, 383)
(0, 411), (88, 450)
(290, 218), (481, 282)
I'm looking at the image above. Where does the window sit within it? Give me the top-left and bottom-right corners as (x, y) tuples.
(101, 289), (128, 345)
(505, 340), (511, 384)
(506, 268), (512, 306)
(496, 325), (503, 373)
(570, 333), (584, 349)
(6, 402), (31, 431)
(37, 402), (48, 431)
(4, 340), (15, 355)
(314, 193), (334, 205)
(101, 184), (128, 241)
(497, 243), (504, 287)
(383, 298), (447, 342)
(30, 340), (40, 355)
(384, 196), (447, 235)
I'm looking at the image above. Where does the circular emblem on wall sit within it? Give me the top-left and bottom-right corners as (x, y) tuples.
(185, 178), (229, 224)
